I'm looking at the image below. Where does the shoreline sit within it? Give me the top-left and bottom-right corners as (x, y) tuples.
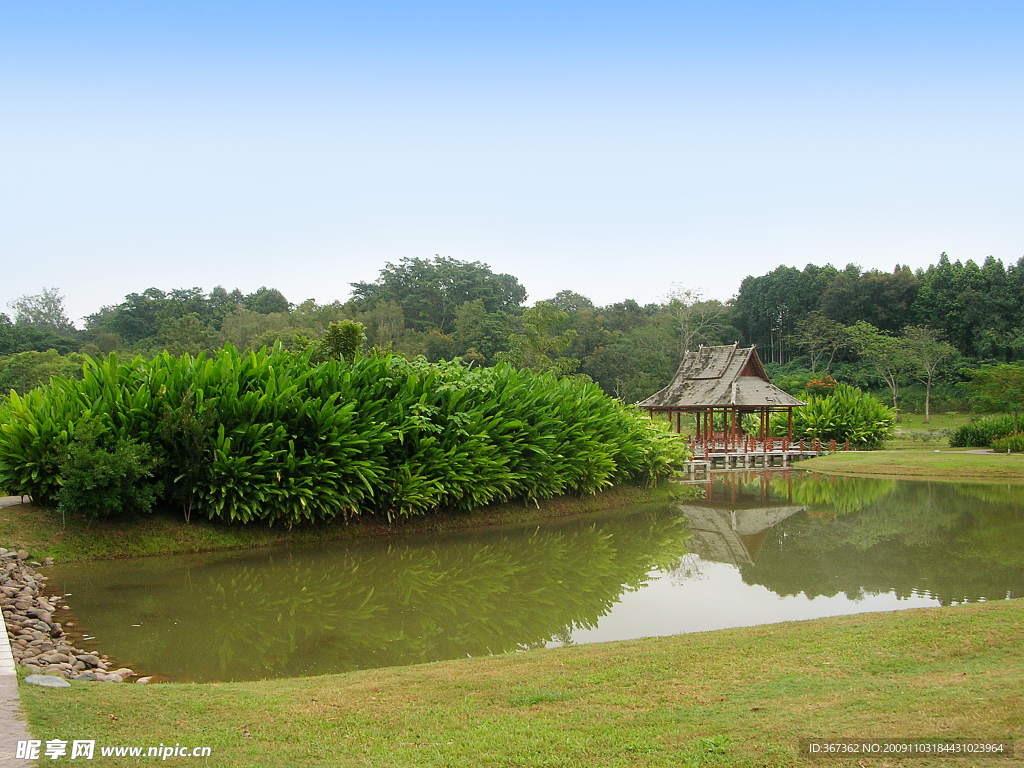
(0, 482), (680, 564)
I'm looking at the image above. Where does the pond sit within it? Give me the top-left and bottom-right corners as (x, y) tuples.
(49, 471), (1024, 682)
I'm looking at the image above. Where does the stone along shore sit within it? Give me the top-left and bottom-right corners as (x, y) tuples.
(1, 548), (140, 683)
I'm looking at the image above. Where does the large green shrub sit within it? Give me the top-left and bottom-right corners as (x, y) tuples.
(0, 346), (689, 524)
(770, 383), (895, 448)
(57, 421), (160, 517)
(990, 433), (1024, 453)
(948, 415), (1016, 448)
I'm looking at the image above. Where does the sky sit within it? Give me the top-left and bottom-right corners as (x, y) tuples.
(2, 1), (1022, 326)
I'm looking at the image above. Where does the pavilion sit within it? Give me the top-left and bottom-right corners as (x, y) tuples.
(636, 344), (805, 450)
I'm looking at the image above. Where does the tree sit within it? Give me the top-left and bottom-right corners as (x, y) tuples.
(309, 320), (366, 363)
(789, 312), (848, 373)
(847, 321), (915, 420)
(351, 256), (527, 334)
(498, 302), (579, 375)
(246, 287), (290, 315)
(902, 326), (956, 423)
(8, 288), (77, 336)
(159, 314), (218, 357)
(966, 363), (1024, 432)
(662, 286), (728, 356)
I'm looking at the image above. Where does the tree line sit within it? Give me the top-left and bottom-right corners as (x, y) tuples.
(3, 252), (1022, 413)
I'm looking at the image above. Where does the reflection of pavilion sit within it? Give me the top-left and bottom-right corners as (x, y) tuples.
(680, 504), (804, 566)
(678, 471), (805, 566)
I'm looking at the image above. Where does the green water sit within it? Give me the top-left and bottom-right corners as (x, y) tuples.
(50, 473), (1024, 682)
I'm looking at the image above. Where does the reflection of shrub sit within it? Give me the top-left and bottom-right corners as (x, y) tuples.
(991, 433), (1024, 453)
(57, 422), (160, 518)
(771, 383), (895, 449)
(949, 415), (1016, 448)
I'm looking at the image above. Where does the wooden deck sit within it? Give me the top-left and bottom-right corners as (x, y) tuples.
(684, 436), (848, 476)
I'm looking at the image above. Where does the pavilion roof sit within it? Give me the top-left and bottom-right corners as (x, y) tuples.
(636, 344), (805, 410)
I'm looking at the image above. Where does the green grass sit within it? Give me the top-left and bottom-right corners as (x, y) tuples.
(800, 448), (1024, 482)
(0, 482), (678, 562)
(18, 600), (1024, 767)
(886, 411), (972, 450)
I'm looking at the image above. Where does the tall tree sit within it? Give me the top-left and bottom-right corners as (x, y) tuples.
(902, 326), (956, 423)
(663, 286), (727, 356)
(8, 287), (77, 336)
(848, 321), (915, 420)
(789, 312), (848, 373)
(351, 256), (527, 334)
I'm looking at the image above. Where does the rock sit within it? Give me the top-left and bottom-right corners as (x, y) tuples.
(135, 676), (153, 685)
(61, 605), (70, 610)
(43, 558), (54, 565)
(16, 550), (29, 560)
(24, 674), (71, 688)
(72, 661), (86, 672)
(110, 668), (135, 678)
(72, 671), (97, 682)
(75, 654), (101, 667)
(37, 651), (69, 665)
(30, 561), (41, 567)
(104, 674), (124, 683)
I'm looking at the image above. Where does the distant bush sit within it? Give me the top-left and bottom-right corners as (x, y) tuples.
(948, 415), (1016, 448)
(770, 383), (895, 449)
(990, 433), (1024, 453)
(0, 346), (689, 524)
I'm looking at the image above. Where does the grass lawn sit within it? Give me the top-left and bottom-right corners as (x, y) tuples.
(885, 411), (972, 450)
(0, 483), (677, 563)
(17, 600), (1024, 767)
(800, 449), (1024, 482)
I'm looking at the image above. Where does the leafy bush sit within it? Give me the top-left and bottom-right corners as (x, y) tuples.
(57, 421), (160, 517)
(0, 346), (690, 524)
(770, 383), (895, 448)
(948, 415), (1016, 448)
(991, 433), (1024, 453)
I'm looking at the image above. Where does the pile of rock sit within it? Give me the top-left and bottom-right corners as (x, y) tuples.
(1, 548), (137, 683)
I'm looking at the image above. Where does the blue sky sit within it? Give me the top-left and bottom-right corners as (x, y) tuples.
(2, 2), (1022, 324)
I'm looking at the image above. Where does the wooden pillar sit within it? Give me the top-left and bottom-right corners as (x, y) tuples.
(787, 407), (793, 441)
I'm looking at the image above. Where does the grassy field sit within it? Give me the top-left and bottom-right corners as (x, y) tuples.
(0, 483), (678, 563)
(885, 411), (972, 450)
(800, 449), (1024, 482)
(18, 599), (1024, 768)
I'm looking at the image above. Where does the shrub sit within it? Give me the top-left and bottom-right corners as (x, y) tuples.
(770, 383), (895, 449)
(0, 346), (690, 524)
(991, 433), (1024, 453)
(57, 421), (160, 517)
(948, 415), (1016, 448)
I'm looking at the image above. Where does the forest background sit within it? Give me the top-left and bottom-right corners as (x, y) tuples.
(3, 252), (1022, 414)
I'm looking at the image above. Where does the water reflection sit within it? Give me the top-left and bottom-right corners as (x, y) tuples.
(51, 472), (1024, 682)
(51, 505), (689, 681)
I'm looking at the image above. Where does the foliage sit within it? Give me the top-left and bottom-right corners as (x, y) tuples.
(350, 256), (527, 333)
(804, 374), (837, 397)
(846, 321), (915, 416)
(497, 302), (580, 375)
(948, 414), (1017, 448)
(771, 383), (895, 448)
(308, 320), (366, 364)
(56, 421), (160, 518)
(0, 350), (87, 396)
(7, 287), (77, 336)
(965, 362), (1024, 431)
(788, 311), (848, 373)
(991, 433), (1024, 453)
(0, 347), (689, 524)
